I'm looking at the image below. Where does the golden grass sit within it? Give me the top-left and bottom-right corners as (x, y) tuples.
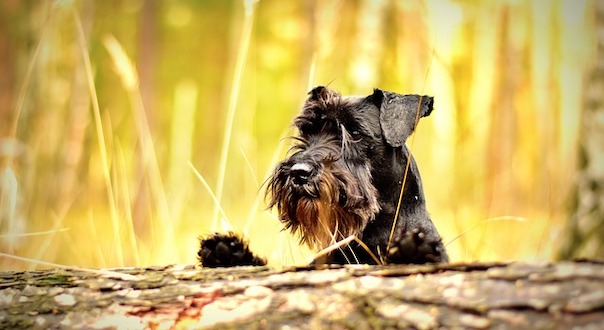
(73, 9), (124, 266)
(211, 0), (259, 233)
(0, 0), (595, 270)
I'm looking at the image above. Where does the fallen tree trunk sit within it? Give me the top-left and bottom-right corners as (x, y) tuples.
(0, 261), (603, 329)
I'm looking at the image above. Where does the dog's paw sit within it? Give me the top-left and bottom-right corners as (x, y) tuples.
(198, 232), (267, 268)
(385, 229), (448, 265)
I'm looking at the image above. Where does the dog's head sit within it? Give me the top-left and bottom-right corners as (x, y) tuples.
(267, 86), (434, 250)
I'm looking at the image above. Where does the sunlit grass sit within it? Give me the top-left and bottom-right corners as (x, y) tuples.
(211, 0), (259, 233)
(0, 0), (594, 270)
(73, 9), (124, 266)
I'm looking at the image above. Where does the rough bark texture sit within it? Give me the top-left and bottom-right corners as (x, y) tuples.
(558, 0), (604, 259)
(0, 261), (603, 329)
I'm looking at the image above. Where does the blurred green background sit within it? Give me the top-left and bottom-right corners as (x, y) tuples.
(0, 0), (596, 270)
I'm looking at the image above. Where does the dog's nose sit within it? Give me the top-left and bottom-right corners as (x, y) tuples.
(290, 163), (313, 185)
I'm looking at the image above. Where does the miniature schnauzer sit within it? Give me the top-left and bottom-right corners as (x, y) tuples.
(198, 86), (448, 267)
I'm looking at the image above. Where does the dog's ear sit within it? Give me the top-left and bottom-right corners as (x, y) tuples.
(307, 86), (340, 103)
(308, 86), (327, 100)
(371, 89), (434, 147)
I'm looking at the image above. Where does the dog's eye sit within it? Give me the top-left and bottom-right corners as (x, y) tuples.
(350, 130), (363, 139)
(298, 123), (317, 136)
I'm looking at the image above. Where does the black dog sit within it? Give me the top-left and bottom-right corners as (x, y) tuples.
(198, 86), (448, 267)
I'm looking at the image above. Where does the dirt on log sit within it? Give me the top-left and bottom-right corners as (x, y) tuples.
(0, 261), (603, 329)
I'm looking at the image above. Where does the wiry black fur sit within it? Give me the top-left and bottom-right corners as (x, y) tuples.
(197, 232), (266, 267)
(198, 86), (448, 267)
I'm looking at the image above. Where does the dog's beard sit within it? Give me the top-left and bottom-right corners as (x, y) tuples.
(268, 163), (380, 251)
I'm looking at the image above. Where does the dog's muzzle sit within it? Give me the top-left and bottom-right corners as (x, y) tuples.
(289, 163), (314, 186)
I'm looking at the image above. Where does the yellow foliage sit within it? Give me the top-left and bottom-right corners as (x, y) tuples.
(0, 0), (596, 270)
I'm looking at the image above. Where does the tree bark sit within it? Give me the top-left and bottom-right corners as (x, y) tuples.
(0, 261), (603, 329)
(558, 1), (604, 260)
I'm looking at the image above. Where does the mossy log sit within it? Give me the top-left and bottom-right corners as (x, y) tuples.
(1, 261), (603, 329)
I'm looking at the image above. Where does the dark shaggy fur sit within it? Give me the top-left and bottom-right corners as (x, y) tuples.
(198, 86), (448, 267)
(197, 232), (266, 267)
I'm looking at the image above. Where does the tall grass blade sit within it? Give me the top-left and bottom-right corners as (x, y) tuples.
(446, 216), (527, 247)
(189, 162), (232, 230)
(212, 0), (258, 232)
(387, 47), (435, 251)
(0, 228), (69, 238)
(72, 8), (124, 266)
(103, 34), (176, 263)
(115, 140), (141, 265)
(10, 5), (51, 151)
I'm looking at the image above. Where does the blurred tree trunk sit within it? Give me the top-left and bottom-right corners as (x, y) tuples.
(132, 0), (157, 235)
(558, 1), (604, 260)
(0, 2), (15, 137)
